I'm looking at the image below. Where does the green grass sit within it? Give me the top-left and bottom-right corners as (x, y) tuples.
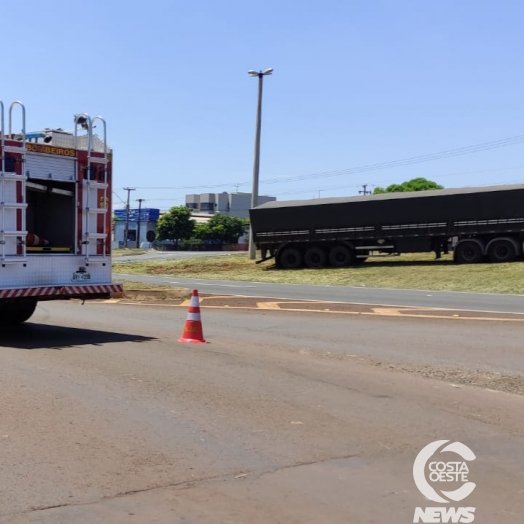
(113, 252), (524, 294)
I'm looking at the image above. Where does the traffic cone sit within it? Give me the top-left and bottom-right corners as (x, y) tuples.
(26, 233), (49, 247)
(179, 289), (207, 343)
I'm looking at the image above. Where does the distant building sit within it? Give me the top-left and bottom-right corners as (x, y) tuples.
(190, 213), (214, 224)
(113, 208), (160, 248)
(185, 192), (276, 219)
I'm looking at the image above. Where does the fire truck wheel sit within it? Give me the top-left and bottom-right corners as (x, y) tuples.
(0, 301), (37, 326)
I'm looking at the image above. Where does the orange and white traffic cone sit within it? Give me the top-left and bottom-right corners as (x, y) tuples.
(179, 289), (207, 343)
(26, 233), (49, 247)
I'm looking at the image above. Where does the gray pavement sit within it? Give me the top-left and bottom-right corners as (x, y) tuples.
(113, 250), (237, 262)
(0, 301), (523, 523)
(114, 272), (524, 314)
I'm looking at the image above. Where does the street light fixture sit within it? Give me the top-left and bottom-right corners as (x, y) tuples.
(248, 67), (273, 260)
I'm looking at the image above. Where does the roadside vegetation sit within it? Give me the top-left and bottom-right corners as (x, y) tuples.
(156, 206), (248, 250)
(114, 253), (524, 294)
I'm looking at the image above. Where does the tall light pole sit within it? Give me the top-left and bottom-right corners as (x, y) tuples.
(248, 67), (273, 260)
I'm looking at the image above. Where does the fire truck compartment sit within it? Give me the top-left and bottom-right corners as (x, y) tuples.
(26, 180), (75, 252)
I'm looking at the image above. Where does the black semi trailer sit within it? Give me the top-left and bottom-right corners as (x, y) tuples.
(249, 184), (524, 269)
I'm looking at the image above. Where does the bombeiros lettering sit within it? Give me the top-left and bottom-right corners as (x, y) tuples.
(26, 143), (76, 157)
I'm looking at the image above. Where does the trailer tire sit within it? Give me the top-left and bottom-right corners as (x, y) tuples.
(329, 245), (353, 267)
(304, 247), (327, 268)
(279, 247), (303, 269)
(454, 240), (484, 264)
(0, 301), (37, 326)
(487, 238), (516, 263)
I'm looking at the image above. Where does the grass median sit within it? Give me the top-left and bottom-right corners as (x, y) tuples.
(113, 252), (524, 294)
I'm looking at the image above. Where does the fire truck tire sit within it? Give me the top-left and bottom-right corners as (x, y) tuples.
(279, 247), (303, 269)
(304, 247), (327, 268)
(0, 301), (37, 326)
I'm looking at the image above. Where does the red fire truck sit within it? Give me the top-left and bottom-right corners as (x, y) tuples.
(0, 99), (122, 325)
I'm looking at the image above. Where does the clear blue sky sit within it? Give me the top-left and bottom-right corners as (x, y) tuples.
(2, 0), (523, 211)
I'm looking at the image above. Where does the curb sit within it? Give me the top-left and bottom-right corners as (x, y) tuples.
(112, 287), (191, 301)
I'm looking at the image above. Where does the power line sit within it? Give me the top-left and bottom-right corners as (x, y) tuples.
(112, 191), (127, 206)
(132, 134), (524, 191)
(259, 135), (524, 185)
(278, 165), (524, 196)
(136, 165), (524, 203)
(135, 182), (247, 191)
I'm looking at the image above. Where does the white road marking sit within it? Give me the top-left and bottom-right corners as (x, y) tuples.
(197, 283), (256, 288)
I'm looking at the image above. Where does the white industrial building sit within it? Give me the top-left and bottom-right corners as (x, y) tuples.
(185, 192), (276, 219)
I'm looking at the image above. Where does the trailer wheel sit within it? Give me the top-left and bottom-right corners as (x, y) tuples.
(279, 247), (303, 269)
(304, 247), (327, 268)
(454, 241), (483, 264)
(0, 301), (37, 326)
(487, 239), (516, 263)
(329, 246), (353, 267)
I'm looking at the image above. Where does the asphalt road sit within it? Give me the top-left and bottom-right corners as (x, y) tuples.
(1, 301), (523, 523)
(114, 272), (524, 314)
(114, 250), (237, 262)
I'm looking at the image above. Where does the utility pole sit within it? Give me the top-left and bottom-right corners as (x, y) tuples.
(123, 187), (135, 248)
(136, 198), (145, 247)
(359, 184), (372, 196)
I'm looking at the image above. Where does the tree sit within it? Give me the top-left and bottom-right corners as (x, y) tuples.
(373, 178), (443, 194)
(192, 223), (210, 240)
(205, 214), (247, 244)
(156, 206), (195, 247)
